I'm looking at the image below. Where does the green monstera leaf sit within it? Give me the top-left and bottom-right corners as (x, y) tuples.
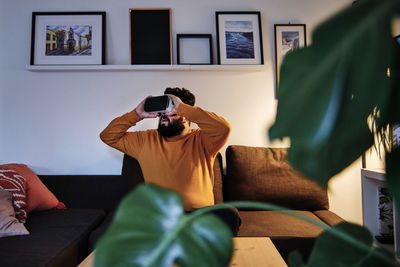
(269, 0), (400, 190)
(288, 222), (399, 267)
(94, 184), (233, 267)
(268, 1), (400, 264)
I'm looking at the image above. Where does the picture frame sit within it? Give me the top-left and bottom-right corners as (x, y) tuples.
(274, 24), (307, 85)
(30, 12), (106, 65)
(130, 8), (172, 65)
(393, 124), (400, 149)
(216, 11), (264, 65)
(391, 35), (400, 149)
(177, 34), (212, 65)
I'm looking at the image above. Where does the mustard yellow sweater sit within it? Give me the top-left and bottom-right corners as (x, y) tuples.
(100, 103), (231, 211)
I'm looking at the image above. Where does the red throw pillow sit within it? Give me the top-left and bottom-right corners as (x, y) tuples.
(0, 164), (66, 213)
(0, 169), (27, 223)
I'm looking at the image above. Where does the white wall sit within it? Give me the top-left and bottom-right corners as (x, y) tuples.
(1, 0), (362, 222)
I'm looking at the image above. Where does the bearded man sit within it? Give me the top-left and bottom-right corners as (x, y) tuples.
(100, 87), (241, 235)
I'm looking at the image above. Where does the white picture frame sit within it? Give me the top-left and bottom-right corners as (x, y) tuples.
(274, 24), (306, 85)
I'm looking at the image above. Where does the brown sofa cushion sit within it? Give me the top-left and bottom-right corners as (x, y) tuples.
(224, 145), (329, 210)
(237, 210), (325, 238)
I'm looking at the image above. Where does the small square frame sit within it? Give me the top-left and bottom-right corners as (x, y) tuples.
(30, 11), (106, 65)
(216, 11), (264, 65)
(177, 34), (212, 65)
(274, 24), (307, 85)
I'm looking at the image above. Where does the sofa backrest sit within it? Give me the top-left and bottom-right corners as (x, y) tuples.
(40, 174), (133, 211)
(223, 145), (329, 210)
(121, 154), (145, 187)
(121, 153), (224, 204)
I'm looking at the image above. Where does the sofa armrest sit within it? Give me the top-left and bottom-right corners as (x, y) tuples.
(313, 210), (345, 226)
(39, 175), (134, 211)
(213, 153), (224, 204)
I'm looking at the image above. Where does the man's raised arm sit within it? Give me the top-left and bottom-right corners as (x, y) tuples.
(176, 102), (231, 156)
(100, 97), (158, 153)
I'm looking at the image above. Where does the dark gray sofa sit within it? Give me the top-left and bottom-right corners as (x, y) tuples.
(0, 145), (344, 266)
(0, 175), (133, 267)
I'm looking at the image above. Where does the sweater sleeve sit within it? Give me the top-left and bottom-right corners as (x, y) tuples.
(177, 103), (231, 155)
(99, 109), (144, 157)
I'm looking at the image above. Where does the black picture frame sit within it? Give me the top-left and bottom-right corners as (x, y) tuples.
(30, 11), (106, 65)
(216, 11), (264, 65)
(177, 34), (212, 65)
(130, 9), (172, 65)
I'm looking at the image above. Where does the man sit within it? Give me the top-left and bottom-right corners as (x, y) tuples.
(100, 87), (241, 234)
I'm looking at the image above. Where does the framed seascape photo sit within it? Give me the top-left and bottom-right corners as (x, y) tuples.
(274, 24), (306, 85)
(216, 11), (264, 65)
(130, 8), (172, 65)
(30, 12), (106, 65)
(177, 34), (212, 65)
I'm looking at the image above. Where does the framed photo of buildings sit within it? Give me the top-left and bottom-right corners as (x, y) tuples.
(274, 24), (306, 85)
(30, 12), (106, 65)
(130, 9), (172, 64)
(216, 11), (264, 65)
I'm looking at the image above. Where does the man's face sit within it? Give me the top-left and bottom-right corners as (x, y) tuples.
(157, 113), (185, 137)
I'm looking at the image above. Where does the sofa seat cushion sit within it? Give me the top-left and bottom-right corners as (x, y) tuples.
(88, 211), (116, 252)
(0, 209), (105, 267)
(237, 210), (326, 238)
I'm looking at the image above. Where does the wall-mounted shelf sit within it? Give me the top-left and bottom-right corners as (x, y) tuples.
(26, 64), (267, 72)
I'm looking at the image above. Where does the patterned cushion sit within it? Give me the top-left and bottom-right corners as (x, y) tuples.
(0, 169), (27, 223)
(0, 188), (29, 237)
(0, 164), (66, 213)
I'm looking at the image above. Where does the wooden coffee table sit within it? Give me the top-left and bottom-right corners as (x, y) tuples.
(78, 237), (287, 267)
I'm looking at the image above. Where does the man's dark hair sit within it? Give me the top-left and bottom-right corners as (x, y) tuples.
(164, 87), (195, 106)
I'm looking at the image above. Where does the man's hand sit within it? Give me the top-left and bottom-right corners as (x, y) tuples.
(135, 96), (158, 119)
(164, 94), (182, 115)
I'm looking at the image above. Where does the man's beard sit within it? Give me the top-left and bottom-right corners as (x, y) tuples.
(157, 116), (185, 137)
